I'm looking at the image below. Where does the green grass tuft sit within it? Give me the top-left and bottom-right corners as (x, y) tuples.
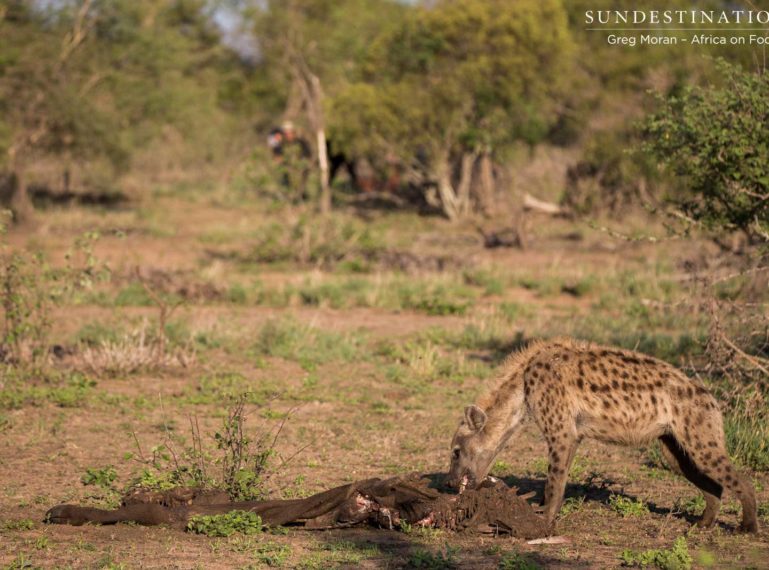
(609, 495), (650, 517)
(407, 543), (459, 569)
(253, 317), (365, 371)
(499, 551), (542, 570)
(620, 536), (692, 569)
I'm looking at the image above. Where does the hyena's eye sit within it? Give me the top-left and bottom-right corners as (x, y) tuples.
(452, 448), (460, 460)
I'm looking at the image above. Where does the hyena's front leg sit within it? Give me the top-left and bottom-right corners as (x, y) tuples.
(542, 429), (579, 527)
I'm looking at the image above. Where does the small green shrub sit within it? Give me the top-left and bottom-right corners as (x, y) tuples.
(130, 398), (274, 502)
(644, 441), (666, 470)
(297, 278), (371, 309)
(130, 468), (187, 492)
(463, 269), (505, 296)
(187, 510), (263, 537)
(620, 536), (692, 569)
(81, 466), (118, 489)
(498, 302), (530, 323)
(560, 496), (586, 516)
(215, 400), (273, 502)
(674, 495), (705, 517)
(0, 221), (106, 365)
(226, 283), (249, 305)
(408, 543), (459, 569)
(113, 283), (154, 307)
(499, 551), (542, 570)
(2, 519), (35, 531)
(609, 495), (649, 518)
(253, 541), (292, 567)
(491, 460), (513, 477)
(390, 280), (476, 316)
(253, 317), (364, 370)
(75, 322), (122, 346)
(185, 372), (276, 406)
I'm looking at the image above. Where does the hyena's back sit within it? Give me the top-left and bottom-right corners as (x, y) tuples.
(520, 340), (719, 446)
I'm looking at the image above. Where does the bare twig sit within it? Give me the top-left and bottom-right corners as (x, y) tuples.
(59, 0), (95, 67)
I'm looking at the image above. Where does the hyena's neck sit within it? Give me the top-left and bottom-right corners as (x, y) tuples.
(478, 364), (527, 454)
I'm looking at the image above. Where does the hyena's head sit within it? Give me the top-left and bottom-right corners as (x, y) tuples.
(447, 404), (494, 491)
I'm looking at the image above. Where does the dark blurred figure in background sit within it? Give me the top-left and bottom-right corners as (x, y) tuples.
(267, 121), (401, 197)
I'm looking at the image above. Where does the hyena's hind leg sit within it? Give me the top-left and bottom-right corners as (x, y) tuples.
(658, 434), (722, 528)
(671, 411), (758, 533)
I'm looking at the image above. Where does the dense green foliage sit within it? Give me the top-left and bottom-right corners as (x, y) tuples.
(0, 0), (760, 220)
(0, 0), (257, 217)
(645, 62), (769, 239)
(643, 61), (769, 240)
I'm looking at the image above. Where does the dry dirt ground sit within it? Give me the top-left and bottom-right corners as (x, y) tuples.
(1, 197), (768, 569)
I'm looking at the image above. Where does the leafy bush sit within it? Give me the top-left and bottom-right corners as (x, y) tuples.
(215, 400), (274, 502)
(81, 466), (118, 489)
(609, 495), (649, 517)
(129, 398), (277, 502)
(643, 60), (769, 241)
(187, 510), (263, 537)
(0, 222), (107, 365)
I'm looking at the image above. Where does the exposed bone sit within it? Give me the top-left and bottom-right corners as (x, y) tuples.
(527, 536), (571, 545)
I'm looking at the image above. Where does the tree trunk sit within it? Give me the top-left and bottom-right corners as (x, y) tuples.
(476, 151), (495, 217)
(8, 169), (34, 224)
(317, 127), (331, 214)
(434, 152), (477, 221)
(435, 156), (461, 221)
(456, 152), (476, 217)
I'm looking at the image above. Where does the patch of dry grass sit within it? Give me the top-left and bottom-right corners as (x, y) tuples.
(78, 324), (195, 377)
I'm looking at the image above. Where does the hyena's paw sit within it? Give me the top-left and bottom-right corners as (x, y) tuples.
(694, 515), (716, 529)
(738, 519), (759, 534)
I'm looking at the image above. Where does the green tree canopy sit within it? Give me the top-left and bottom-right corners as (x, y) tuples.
(0, 0), (244, 220)
(330, 0), (574, 218)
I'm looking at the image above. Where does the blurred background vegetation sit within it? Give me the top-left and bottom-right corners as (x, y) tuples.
(0, 0), (764, 226)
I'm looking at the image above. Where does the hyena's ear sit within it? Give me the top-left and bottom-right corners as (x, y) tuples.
(464, 405), (487, 432)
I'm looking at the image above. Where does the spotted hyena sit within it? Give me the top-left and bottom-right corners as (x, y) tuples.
(447, 338), (758, 533)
